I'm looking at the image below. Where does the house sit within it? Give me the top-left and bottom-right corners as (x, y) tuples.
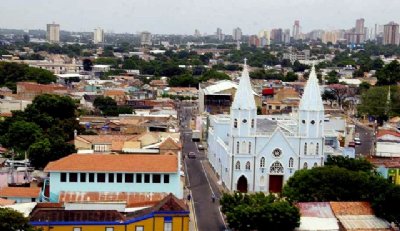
(0, 187), (41, 203)
(104, 89), (127, 105)
(375, 129), (400, 157)
(30, 193), (189, 231)
(296, 202), (339, 231)
(368, 156), (400, 185)
(329, 202), (392, 231)
(16, 82), (68, 100)
(43, 153), (182, 202)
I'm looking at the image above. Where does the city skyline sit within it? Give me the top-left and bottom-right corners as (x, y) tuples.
(1, 0), (400, 34)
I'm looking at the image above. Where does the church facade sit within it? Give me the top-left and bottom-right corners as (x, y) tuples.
(207, 62), (325, 193)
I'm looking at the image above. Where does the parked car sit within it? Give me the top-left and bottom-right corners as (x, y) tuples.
(198, 144), (204, 150)
(188, 152), (196, 159)
(354, 137), (361, 145)
(348, 141), (356, 148)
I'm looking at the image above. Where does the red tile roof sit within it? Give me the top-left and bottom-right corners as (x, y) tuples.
(44, 153), (178, 173)
(377, 129), (400, 138)
(330, 202), (374, 215)
(0, 187), (41, 198)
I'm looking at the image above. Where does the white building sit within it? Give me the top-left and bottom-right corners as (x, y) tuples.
(47, 23), (60, 43)
(207, 62), (326, 193)
(233, 27), (242, 41)
(140, 31), (152, 46)
(94, 27), (104, 44)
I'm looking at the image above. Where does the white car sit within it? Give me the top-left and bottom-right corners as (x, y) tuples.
(354, 137), (361, 145)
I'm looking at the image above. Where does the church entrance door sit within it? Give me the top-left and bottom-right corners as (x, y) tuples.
(237, 175), (248, 193)
(269, 175), (283, 193)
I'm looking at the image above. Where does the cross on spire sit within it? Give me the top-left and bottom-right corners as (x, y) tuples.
(244, 58), (247, 65)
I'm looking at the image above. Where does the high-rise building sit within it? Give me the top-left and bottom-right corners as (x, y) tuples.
(93, 27), (104, 44)
(283, 29), (291, 44)
(355, 18), (365, 34)
(258, 30), (270, 46)
(270, 28), (283, 43)
(322, 31), (338, 44)
(233, 27), (242, 41)
(216, 28), (224, 41)
(383, 21), (400, 45)
(46, 23), (60, 43)
(194, 29), (201, 37)
(140, 31), (152, 46)
(248, 35), (261, 47)
(292, 20), (301, 40)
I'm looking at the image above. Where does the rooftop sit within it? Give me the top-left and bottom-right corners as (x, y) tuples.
(44, 153), (178, 173)
(0, 187), (41, 198)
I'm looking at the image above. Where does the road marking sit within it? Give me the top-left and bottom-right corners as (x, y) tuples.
(200, 160), (228, 229)
(184, 159), (199, 231)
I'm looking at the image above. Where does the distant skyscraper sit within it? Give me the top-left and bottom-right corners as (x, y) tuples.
(233, 27), (242, 41)
(383, 21), (400, 45)
(140, 31), (152, 46)
(283, 29), (291, 44)
(322, 31), (338, 44)
(216, 28), (224, 41)
(292, 20), (301, 40)
(46, 23), (60, 43)
(258, 30), (270, 46)
(271, 28), (283, 43)
(248, 35), (260, 47)
(194, 29), (201, 37)
(93, 27), (104, 44)
(355, 18), (365, 34)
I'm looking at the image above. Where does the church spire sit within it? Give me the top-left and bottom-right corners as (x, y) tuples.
(299, 65), (324, 111)
(231, 59), (256, 110)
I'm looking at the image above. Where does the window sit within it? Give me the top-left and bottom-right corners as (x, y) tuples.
(269, 105), (272, 109)
(117, 173), (123, 183)
(304, 143), (307, 155)
(260, 157), (265, 168)
(311, 120), (315, 125)
(316, 143), (319, 155)
(97, 173), (105, 183)
(153, 174), (161, 183)
(125, 173), (134, 183)
(69, 173), (78, 182)
(136, 174), (142, 183)
(164, 222), (172, 231)
(80, 173), (86, 182)
(73, 228), (81, 231)
(276, 106), (281, 110)
(89, 173), (95, 182)
(235, 161), (240, 170)
(251, 119), (255, 128)
(164, 174), (170, 183)
(270, 161), (284, 174)
(241, 141), (246, 153)
(302, 120), (305, 124)
(106, 228), (114, 231)
(236, 142), (239, 154)
(144, 174), (150, 183)
(248, 142), (252, 153)
(234, 119), (238, 128)
(108, 173), (114, 183)
(303, 162), (308, 169)
(272, 148), (282, 157)
(60, 173), (66, 182)
(135, 227), (144, 231)
(289, 158), (294, 168)
(245, 161), (251, 170)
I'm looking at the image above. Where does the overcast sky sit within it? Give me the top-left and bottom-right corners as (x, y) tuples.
(0, 0), (399, 35)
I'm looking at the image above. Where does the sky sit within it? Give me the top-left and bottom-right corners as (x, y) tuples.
(0, 0), (399, 35)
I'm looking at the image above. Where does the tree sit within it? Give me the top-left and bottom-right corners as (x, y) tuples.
(325, 155), (374, 172)
(359, 81), (371, 93)
(1, 121), (42, 153)
(94, 96), (117, 111)
(326, 70), (339, 84)
(322, 89), (337, 107)
(284, 71), (298, 82)
(220, 192), (300, 231)
(376, 60), (400, 85)
(82, 58), (93, 71)
(0, 207), (35, 231)
(325, 84), (350, 109)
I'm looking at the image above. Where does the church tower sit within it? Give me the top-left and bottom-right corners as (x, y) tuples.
(298, 66), (324, 138)
(230, 59), (257, 138)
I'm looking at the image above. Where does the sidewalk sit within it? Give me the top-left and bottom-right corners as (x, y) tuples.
(202, 158), (228, 195)
(184, 186), (198, 231)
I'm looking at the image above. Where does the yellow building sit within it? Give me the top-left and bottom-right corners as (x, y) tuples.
(30, 193), (189, 231)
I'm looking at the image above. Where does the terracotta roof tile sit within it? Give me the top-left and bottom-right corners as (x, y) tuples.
(330, 202), (374, 216)
(377, 129), (400, 138)
(0, 187), (41, 198)
(44, 153), (178, 173)
(77, 135), (138, 144)
(104, 90), (126, 96)
(59, 191), (168, 208)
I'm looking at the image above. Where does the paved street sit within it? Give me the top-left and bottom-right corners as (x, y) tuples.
(178, 102), (227, 231)
(355, 124), (375, 156)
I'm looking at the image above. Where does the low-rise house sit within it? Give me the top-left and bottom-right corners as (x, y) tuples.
(16, 82), (68, 100)
(44, 153), (183, 202)
(0, 187), (41, 203)
(368, 156), (400, 185)
(329, 202), (392, 231)
(104, 89), (127, 105)
(375, 129), (400, 157)
(30, 193), (189, 231)
(296, 202), (339, 231)
(164, 87), (198, 99)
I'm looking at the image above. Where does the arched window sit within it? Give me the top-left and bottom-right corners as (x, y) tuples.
(251, 119), (255, 128)
(260, 157), (265, 168)
(270, 161), (284, 174)
(304, 143), (307, 155)
(248, 142), (252, 153)
(303, 162), (308, 169)
(313, 162), (318, 168)
(245, 161), (251, 170)
(309, 142), (315, 155)
(235, 161), (241, 170)
(236, 142), (240, 154)
(316, 143), (319, 155)
(289, 157), (294, 168)
(234, 119), (238, 128)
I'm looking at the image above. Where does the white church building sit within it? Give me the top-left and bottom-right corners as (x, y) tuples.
(207, 62), (327, 193)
